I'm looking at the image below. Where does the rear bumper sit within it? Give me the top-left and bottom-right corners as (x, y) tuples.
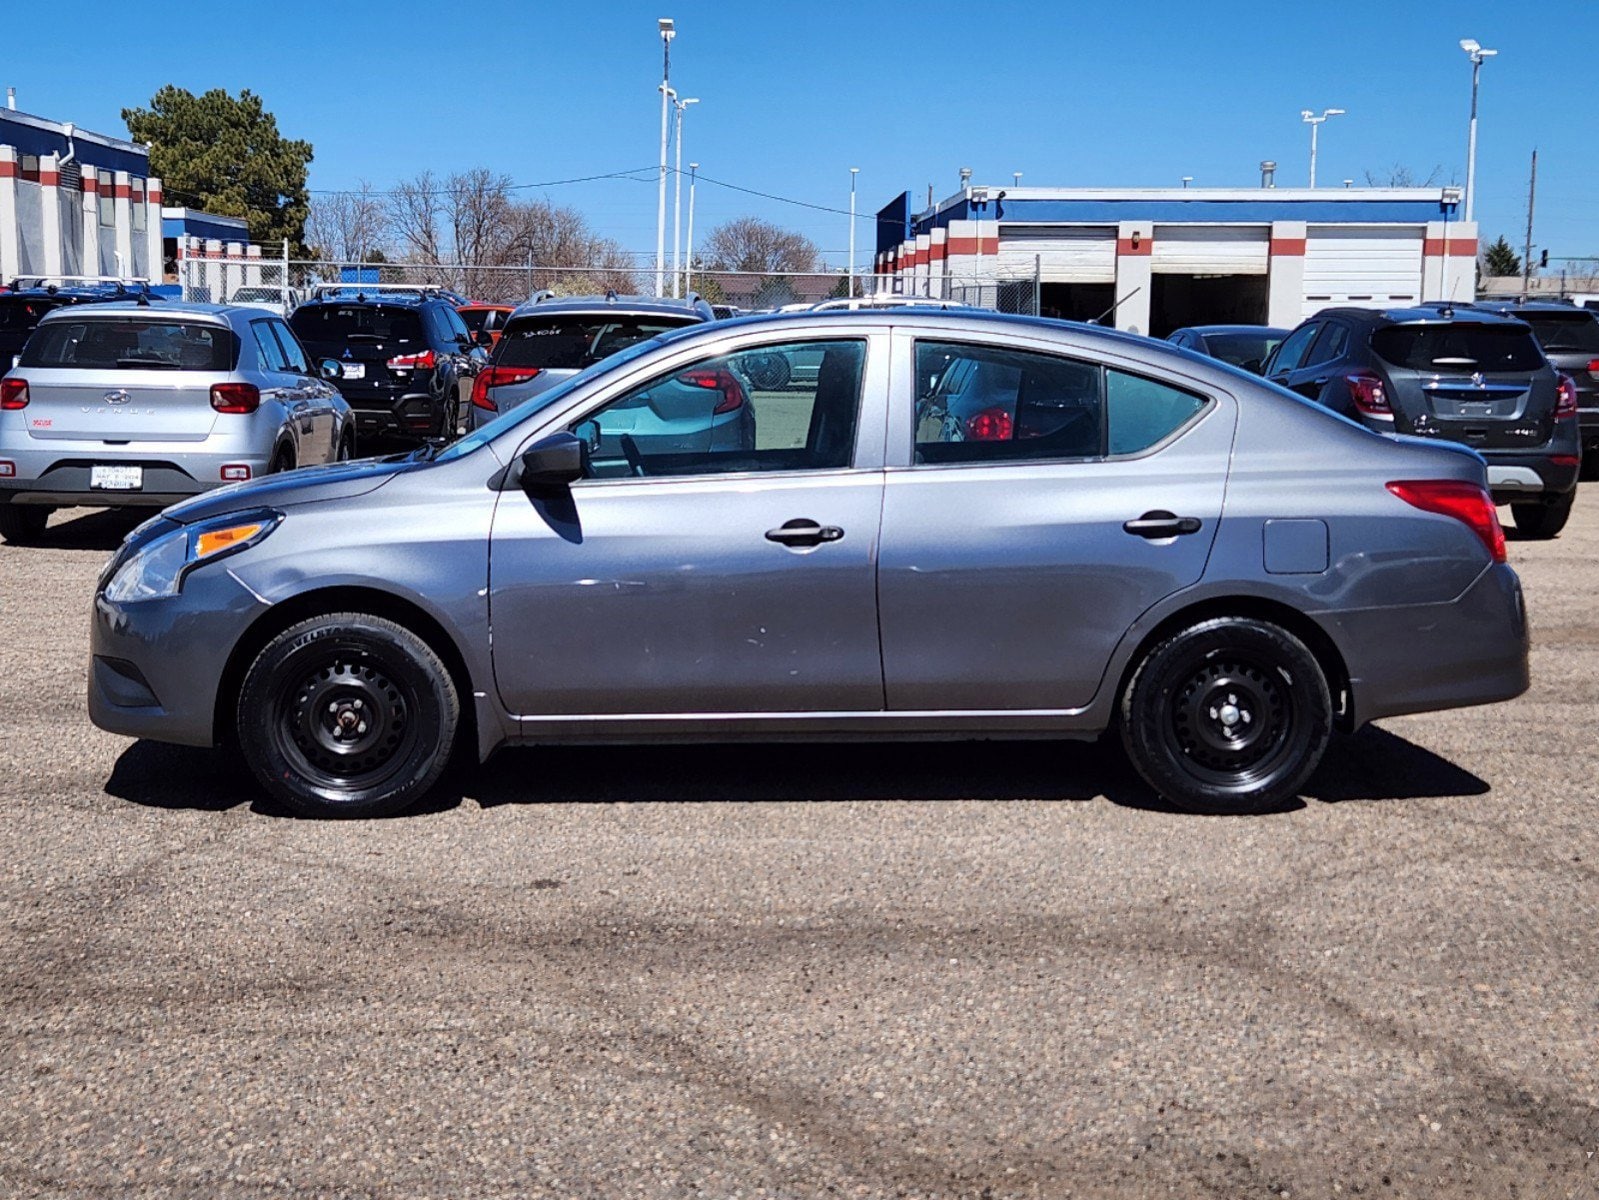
(339, 383), (445, 442)
(0, 452), (272, 508)
(1332, 562), (1529, 728)
(1481, 446), (1580, 501)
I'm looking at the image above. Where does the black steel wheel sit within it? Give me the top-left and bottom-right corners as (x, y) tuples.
(0, 505), (51, 546)
(237, 613), (459, 818)
(1120, 617), (1332, 814)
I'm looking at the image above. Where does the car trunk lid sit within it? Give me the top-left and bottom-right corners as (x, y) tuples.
(17, 369), (223, 442)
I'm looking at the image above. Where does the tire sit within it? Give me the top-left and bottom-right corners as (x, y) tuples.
(1580, 452), (1599, 484)
(0, 505), (51, 546)
(337, 433), (355, 462)
(236, 613), (460, 818)
(268, 445), (295, 475)
(1511, 490), (1574, 540)
(1119, 617), (1332, 815)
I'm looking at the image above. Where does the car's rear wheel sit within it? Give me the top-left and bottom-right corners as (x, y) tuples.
(237, 613), (460, 818)
(337, 432), (355, 462)
(0, 505), (51, 546)
(1119, 617), (1332, 814)
(269, 445), (295, 475)
(1511, 490), (1574, 539)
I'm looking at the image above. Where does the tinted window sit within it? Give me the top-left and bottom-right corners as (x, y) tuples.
(1106, 371), (1209, 455)
(1268, 324), (1319, 375)
(499, 314), (698, 371)
(1372, 324), (1545, 374)
(439, 305), (472, 342)
(290, 305), (425, 346)
(20, 318), (236, 370)
(0, 297), (65, 330)
(458, 308), (495, 335)
(573, 339), (865, 480)
(1521, 314), (1599, 354)
(914, 342), (1104, 465)
(1305, 322), (1348, 366)
(1203, 332), (1285, 371)
(251, 319), (290, 371)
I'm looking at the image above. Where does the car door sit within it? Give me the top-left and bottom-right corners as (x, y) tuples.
(268, 319), (336, 462)
(1279, 319), (1350, 401)
(1263, 322), (1319, 391)
(248, 318), (311, 461)
(487, 332), (890, 717)
(876, 331), (1234, 711)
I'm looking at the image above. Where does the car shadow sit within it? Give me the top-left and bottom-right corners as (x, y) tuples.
(104, 724), (1488, 820)
(35, 508), (144, 552)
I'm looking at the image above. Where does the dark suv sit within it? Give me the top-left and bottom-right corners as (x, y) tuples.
(1456, 301), (1599, 480)
(2, 278), (163, 365)
(1264, 306), (1581, 538)
(289, 287), (486, 444)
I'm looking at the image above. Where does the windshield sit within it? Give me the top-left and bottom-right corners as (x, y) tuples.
(1521, 314), (1599, 354)
(19, 317), (238, 370)
(1204, 332), (1285, 370)
(1371, 324), (1545, 374)
(435, 331), (681, 463)
(496, 313), (699, 371)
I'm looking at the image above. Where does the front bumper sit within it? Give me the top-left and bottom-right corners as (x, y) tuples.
(1332, 561), (1529, 728)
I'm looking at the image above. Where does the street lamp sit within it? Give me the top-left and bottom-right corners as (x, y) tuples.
(654, 17), (675, 298)
(685, 162), (698, 297)
(1181, 176), (1193, 189)
(1300, 107), (1345, 187)
(671, 93), (698, 298)
(1460, 38), (1498, 224)
(848, 167), (859, 298)
(1013, 171), (1022, 188)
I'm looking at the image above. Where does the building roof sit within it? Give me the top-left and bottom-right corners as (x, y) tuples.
(0, 107), (150, 177)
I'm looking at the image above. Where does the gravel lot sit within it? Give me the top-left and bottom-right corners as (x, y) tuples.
(1, 493), (1595, 1199)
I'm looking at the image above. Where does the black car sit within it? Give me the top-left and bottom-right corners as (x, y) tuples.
(1265, 306), (1580, 538)
(1167, 325), (1290, 375)
(1, 278), (163, 365)
(1455, 301), (1599, 480)
(288, 287), (486, 444)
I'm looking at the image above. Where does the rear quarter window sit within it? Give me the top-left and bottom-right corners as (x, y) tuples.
(19, 318), (238, 370)
(1372, 324), (1545, 374)
(497, 314), (697, 370)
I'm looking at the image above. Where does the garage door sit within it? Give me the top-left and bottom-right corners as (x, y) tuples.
(997, 226), (1116, 284)
(1302, 226), (1424, 319)
(1151, 226), (1269, 275)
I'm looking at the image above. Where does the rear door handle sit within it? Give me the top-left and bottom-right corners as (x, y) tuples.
(766, 519), (845, 548)
(1123, 510), (1203, 539)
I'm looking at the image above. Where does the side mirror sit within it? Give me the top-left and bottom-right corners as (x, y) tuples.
(574, 419), (601, 455)
(319, 358), (342, 380)
(518, 432), (587, 491)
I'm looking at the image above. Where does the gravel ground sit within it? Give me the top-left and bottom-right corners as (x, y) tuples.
(0, 494), (1595, 1199)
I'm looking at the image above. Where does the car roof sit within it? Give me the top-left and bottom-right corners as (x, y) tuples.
(506, 292), (711, 321)
(1317, 305), (1532, 327)
(35, 298), (240, 324)
(1175, 324), (1290, 336)
(1463, 299), (1595, 316)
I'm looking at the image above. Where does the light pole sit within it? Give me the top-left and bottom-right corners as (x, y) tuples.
(848, 167), (859, 298)
(654, 17), (674, 298)
(685, 161), (698, 298)
(1300, 107), (1345, 187)
(1460, 39), (1497, 224)
(671, 93), (698, 298)
(1013, 171), (1022, 188)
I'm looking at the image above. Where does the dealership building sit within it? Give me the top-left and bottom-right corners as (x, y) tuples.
(874, 184), (1476, 335)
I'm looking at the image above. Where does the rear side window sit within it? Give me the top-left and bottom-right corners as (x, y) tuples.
(1372, 324), (1545, 373)
(1521, 314), (1599, 354)
(20, 318), (237, 370)
(251, 319), (290, 371)
(289, 305), (424, 346)
(497, 314), (697, 370)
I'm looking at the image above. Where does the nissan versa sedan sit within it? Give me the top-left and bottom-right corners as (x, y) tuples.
(0, 300), (353, 544)
(88, 310), (1529, 819)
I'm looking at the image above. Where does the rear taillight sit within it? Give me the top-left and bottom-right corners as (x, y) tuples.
(1387, 479), (1506, 564)
(964, 405), (1014, 441)
(677, 367), (748, 415)
(1556, 373), (1578, 418)
(209, 382), (260, 414)
(1587, 358), (1599, 382)
(1347, 372), (1390, 416)
(0, 379), (28, 409)
(387, 350), (437, 371)
(470, 365), (541, 412)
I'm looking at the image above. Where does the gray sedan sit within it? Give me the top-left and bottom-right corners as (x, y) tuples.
(0, 300), (354, 544)
(87, 309), (1528, 818)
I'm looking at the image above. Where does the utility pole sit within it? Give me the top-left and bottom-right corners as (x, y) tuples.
(1521, 148), (1537, 302)
(654, 18), (675, 299)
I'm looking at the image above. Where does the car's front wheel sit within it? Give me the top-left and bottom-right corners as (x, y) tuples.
(1119, 617), (1332, 814)
(237, 613), (460, 818)
(1511, 490), (1574, 539)
(0, 505), (51, 545)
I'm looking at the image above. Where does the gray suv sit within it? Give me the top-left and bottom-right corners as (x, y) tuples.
(0, 300), (353, 544)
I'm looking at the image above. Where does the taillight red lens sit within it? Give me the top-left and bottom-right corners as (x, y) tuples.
(209, 382), (260, 414)
(1587, 358), (1599, 382)
(1555, 373), (1578, 418)
(965, 405), (1014, 441)
(470, 365), (541, 411)
(0, 379), (28, 409)
(677, 367), (748, 415)
(1387, 479), (1506, 564)
(1347, 372), (1391, 416)
(387, 350), (437, 370)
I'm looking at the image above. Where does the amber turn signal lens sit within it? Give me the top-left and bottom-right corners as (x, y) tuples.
(195, 523), (265, 559)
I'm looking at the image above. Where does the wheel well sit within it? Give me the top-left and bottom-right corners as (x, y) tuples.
(1112, 596), (1354, 730)
(214, 586), (478, 750)
(271, 439), (296, 470)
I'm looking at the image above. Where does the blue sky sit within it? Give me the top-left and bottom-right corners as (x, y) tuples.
(6, 0), (1595, 270)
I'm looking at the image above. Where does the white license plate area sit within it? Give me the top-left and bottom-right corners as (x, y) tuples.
(90, 465), (144, 491)
(341, 363), (366, 380)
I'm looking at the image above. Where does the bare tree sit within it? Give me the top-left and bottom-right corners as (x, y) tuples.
(702, 217), (820, 274)
(447, 168), (516, 269)
(306, 180), (387, 261)
(387, 170), (447, 266)
(1363, 164), (1447, 187)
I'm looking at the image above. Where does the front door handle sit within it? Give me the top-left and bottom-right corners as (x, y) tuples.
(766, 519), (845, 548)
(1123, 510), (1203, 539)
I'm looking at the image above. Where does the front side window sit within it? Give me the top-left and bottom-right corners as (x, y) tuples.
(20, 319), (236, 370)
(572, 339), (866, 480)
(1305, 322), (1348, 366)
(1268, 323), (1319, 375)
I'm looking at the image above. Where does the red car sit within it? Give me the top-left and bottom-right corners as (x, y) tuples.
(457, 304), (514, 349)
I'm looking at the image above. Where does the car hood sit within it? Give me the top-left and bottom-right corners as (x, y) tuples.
(159, 455), (415, 524)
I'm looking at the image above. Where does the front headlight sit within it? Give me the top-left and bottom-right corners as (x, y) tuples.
(103, 510), (281, 603)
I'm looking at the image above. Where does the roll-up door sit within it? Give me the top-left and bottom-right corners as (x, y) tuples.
(997, 226), (1117, 283)
(1151, 226), (1270, 275)
(1301, 226), (1424, 318)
